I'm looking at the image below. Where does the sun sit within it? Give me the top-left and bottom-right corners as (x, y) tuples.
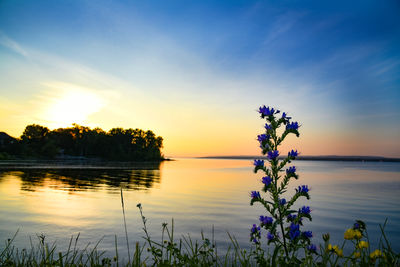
(42, 83), (105, 129)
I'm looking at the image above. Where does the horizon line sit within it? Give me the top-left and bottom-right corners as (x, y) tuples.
(168, 155), (400, 162)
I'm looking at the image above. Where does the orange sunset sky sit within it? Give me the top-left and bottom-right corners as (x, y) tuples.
(0, 1), (399, 157)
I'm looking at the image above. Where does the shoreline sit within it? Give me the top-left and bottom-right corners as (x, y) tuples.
(197, 155), (400, 162)
(0, 155), (398, 170)
(0, 158), (170, 170)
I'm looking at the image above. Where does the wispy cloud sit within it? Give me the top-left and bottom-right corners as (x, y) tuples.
(263, 11), (306, 45)
(370, 58), (400, 77)
(0, 31), (28, 57)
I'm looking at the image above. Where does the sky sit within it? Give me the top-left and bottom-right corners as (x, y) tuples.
(0, 0), (399, 157)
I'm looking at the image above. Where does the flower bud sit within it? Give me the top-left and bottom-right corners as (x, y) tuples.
(323, 233), (330, 242)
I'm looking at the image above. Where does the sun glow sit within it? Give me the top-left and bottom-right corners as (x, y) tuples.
(41, 83), (106, 129)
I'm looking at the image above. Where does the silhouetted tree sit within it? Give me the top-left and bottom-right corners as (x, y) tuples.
(2, 124), (164, 161)
(20, 124), (53, 157)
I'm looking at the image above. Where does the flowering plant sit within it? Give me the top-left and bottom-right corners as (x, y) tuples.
(250, 105), (315, 265)
(319, 219), (397, 266)
(248, 106), (399, 266)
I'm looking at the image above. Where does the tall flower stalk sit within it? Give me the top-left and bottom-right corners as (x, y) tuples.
(250, 106), (315, 264)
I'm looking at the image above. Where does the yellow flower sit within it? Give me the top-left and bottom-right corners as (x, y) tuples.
(353, 252), (361, 258)
(333, 245), (343, 257)
(328, 244), (343, 257)
(354, 230), (362, 239)
(335, 248), (343, 257)
(344, 228), (362, 240)
(344, 228), (355, 240)
(357, 241), (369, 249)
(327, 244), (343, 257)
(370, 249), (382, 259)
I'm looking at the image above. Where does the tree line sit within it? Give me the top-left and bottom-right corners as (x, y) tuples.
(0, 124), (164, 161)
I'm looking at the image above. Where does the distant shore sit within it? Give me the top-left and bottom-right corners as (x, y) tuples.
(198, 155), (400, 162)
(0, 158), (171, 170)
(0, 156), (398, 170)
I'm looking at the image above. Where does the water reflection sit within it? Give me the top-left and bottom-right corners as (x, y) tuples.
(0, 163), (162, 193)
(0, 159), (399, 256)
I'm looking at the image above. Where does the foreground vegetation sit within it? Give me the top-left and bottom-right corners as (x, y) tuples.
(1, 213), (398, 266)
(1, 106), (398, 266)
(0, 124), (163, 161)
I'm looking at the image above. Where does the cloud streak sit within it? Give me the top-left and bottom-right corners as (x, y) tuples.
(0, 31), (27, 57)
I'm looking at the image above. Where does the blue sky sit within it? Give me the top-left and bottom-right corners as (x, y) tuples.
(0, 0), (399, 157)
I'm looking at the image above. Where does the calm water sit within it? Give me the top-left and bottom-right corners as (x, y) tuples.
(0, 158), (399, 258)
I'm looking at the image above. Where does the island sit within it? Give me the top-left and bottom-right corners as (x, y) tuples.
(0, 124), (164, 162)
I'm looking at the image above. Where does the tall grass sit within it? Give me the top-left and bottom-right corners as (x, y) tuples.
(1, 190), (399, 266)
(0, 189), (257, 266)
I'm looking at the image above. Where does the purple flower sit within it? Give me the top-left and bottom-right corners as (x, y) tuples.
(286, 166), (296, 174)
(289, 231), (300, 240)
(296, 185), (309, 193)
(264, 123), (271, 130)
(282, 112), (292, 120)
(251, 191), (261, 199)
(258, 105), (276, 117)
(250, 224), (261, 244)
(257, 134), (269, 142)
(286, 121), (299, 130)
(262, 176), (272, 186)
(307, 244), (317, 253)
(254, 159), (264, 167)
(299, 206), (311, 215)
(289, 223), (300, 240)
(354, 223), (360, 229)
(290, 223), (299, 231)
(260, 215), (273, 225)
(288, 149), (298, 158)
(302, 231), (313, 239)
(267, 150), (279, 160)
(250, 224), (260, 234)
(279, 198), (286, 205)
(267, 232), (275, 241)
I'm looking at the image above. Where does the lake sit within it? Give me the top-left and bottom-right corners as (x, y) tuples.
(0, 158), (399, 259)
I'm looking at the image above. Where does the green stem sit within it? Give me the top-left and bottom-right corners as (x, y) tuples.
(278, 208), (289, 259)
(272, 128), (289, 260)
(120, 188), (131, 264)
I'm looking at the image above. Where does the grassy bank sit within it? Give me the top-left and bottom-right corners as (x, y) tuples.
(1, 207), (399, 266)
